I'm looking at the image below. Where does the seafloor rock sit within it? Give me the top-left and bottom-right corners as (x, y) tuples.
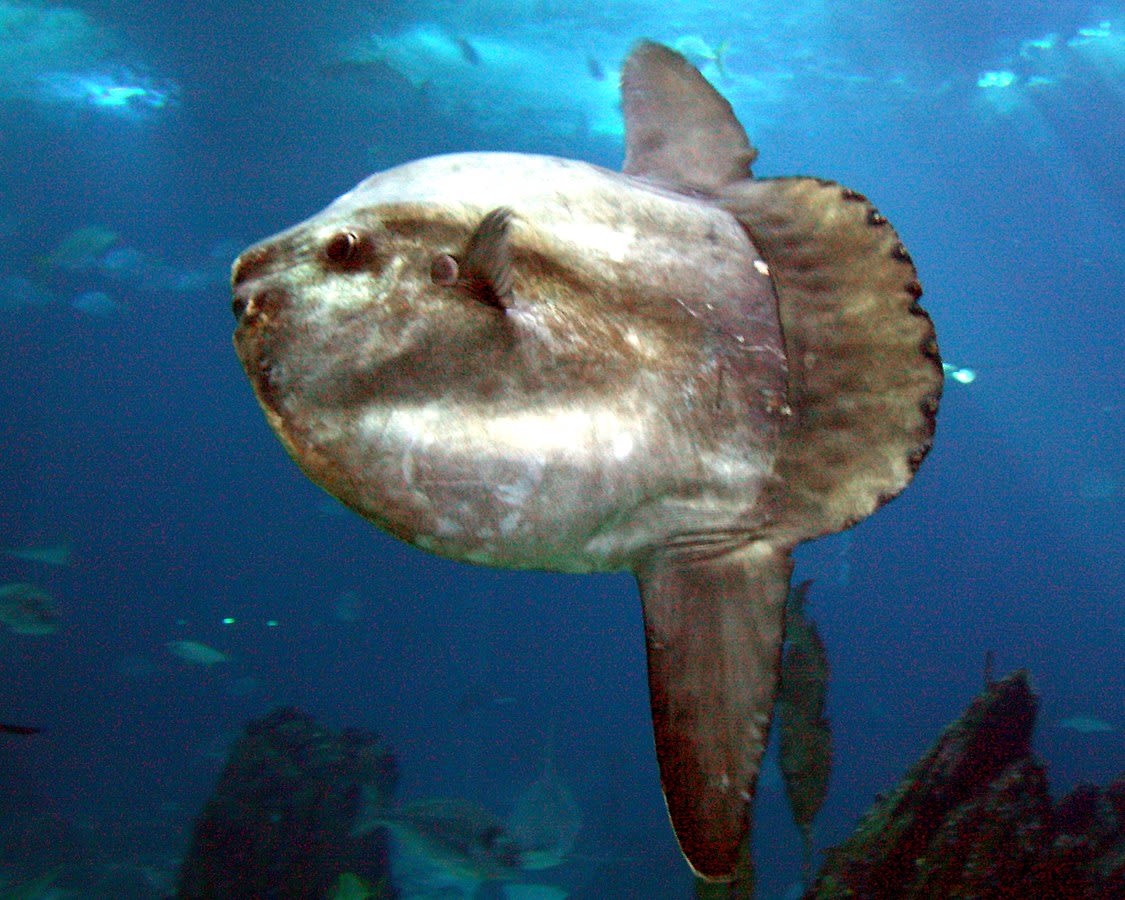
(1050, 775), (1125, 897)
(810, 671), (1125, 898)
(175, 706), (396, 899)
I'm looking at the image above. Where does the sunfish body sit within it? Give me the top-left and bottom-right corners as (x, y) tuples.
(232, 42), (941, 879)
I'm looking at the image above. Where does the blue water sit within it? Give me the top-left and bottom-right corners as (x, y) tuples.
(1, 1), (1121, 896)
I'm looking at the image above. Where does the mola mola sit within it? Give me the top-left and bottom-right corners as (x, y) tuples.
(231, 41), (941, 880)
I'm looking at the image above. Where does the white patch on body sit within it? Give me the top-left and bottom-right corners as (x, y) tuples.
(434, 518), (462, 536)
(613, 432), (634, 460)
(551, 221), (637, 262)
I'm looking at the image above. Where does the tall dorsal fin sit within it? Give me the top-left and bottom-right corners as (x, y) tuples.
(621, 41), (757, 193)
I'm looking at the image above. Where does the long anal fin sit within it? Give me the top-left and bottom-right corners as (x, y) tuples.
(636, 541), (792, 881)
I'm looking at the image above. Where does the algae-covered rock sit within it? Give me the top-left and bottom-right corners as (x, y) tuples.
(1050, 776), (1125, 898)
(811, 671), (1040, 897)
(175, 707), (397, 899)
(810, 671), (1125, 899)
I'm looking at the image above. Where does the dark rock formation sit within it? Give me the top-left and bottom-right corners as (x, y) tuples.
(175, 707), (397, 899)
(810, 671), (1125, 899)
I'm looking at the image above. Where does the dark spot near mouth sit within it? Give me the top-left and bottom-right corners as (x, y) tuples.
(233, 286), (285, 328)
(904, 279), (923, 300)
(891, 242), (913, 264)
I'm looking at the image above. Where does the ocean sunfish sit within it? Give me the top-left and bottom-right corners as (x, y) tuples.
(231, 41), (941, 880)
(352, 797), (524, 883)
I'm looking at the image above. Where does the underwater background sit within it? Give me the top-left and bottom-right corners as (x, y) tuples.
(0, 0), (1121, 896)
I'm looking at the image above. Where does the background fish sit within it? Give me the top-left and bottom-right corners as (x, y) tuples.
(2, 540), (72, 567)
(0, 722), (42, 736)
(166, 640), (229, 666)
(0, 582), (59, 636)
(353, 797), (524, 883)
(1056, 715), (1115, 734)
(506, 742), (582, 871)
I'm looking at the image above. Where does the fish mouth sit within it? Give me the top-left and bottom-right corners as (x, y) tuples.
(231, 284), (288, 417)
(232, 310), (322, 484)
(231, 279), (285, 332)
(230, 283), (346, 498)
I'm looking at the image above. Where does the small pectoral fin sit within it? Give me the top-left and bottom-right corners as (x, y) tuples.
(460, 207), (515, 310)
(636, 541), (792, 881)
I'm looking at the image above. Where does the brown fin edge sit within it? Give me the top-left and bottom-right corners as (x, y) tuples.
(720, 177), (943, 545)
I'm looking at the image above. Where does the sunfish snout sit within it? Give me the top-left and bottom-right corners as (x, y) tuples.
(230, 244), (282, 326)
(230, 285), (253, 323)
(230, 249), (294, 424)
(231, 241), (274, 289)
(230, 282), (284, 327)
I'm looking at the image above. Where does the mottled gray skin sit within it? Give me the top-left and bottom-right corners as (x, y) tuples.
(233, 153), (787, 574)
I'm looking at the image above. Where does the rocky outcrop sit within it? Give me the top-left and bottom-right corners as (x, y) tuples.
(175, 707), (396, 899)
(811, 671), (1125, 898)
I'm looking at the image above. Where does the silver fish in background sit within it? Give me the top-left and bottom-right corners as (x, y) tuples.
(232, 41), (940, 879)
(3, 540), (73, 567)
(352, 797), (524, 884)
(167, 640), (229, 666)
(507, 746), (582, 871)
(0, 582), (59, 636)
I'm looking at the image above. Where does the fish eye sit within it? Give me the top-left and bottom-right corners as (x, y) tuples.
(429, 253), (459, 286)
(324, 231), (358, 264)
